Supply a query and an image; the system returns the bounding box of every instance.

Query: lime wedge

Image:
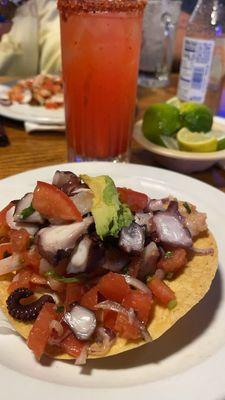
[160,135,179,150]
[213,130,225,151]
[177,128,218,152]
[166,96,181,109]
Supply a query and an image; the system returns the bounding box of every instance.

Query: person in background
[0,0,61,76]
[173,0,197,69]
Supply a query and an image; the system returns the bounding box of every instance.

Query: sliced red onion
[191,247,214,256]
[6,206,39,236]
[13,193,44,224]
[122,275,152,297]
[95,300,135,325]
[37,216,93,265]
[153,201,193,248]
[119,222,145,254]
[95,301,152,342]
[139,242,160,279]
[89,327,116,356]
[71,190,93,216]
[75,344,88,366]
[154,268,166,280]
[0,254,22,276]
[48,328,71,346]
[134,212,154,233]
[63,304,97,341]
[148,199,166,212]
[49,320,64,337]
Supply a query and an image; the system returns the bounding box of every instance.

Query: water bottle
[177,0,225,113]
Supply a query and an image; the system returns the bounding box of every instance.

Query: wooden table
[0,75,225,193]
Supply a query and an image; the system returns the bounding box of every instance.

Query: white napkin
[24,121,65,133]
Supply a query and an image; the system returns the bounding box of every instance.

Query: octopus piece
[6,205,39,236]
[134,212,154,234]
[52,170,87,196]
[37,216,94,265]
[6,287,55,321]
[119,222,145,254]
[67,235,104,274]
[153,201,193,248]
[138,241,160,279]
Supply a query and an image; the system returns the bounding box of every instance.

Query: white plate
[0,162,225,400]
[0,84,65,125]
[134,116,225,173]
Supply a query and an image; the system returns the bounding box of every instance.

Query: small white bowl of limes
[134,98,225,173]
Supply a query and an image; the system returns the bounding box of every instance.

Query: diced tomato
[122,290,153,324]
[65,282,85,309]
[80,286,99,311]
[117,188,149,213]
[45,102,61,109]
[60,333,85,358]
[10,229,30,253]
[115,313,140,340]
[32,181,82,222]
[0,242,12,260]
[97,272,130,303]
[148,277,175,306]
[103,310,117,330]
[157,249,187,273]
[8,269,32,294]
[27,302,57,360]
[0,202,13,238]
[113,290,152,340]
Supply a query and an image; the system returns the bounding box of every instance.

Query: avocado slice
[80,175,133,240]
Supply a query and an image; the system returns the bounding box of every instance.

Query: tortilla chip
[0,231,218,360]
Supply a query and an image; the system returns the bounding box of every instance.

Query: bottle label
[178,37,215,103]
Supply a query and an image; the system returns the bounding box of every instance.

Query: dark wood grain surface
[0,75,225,193]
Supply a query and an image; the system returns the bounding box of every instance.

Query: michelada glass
[58,0,146,162]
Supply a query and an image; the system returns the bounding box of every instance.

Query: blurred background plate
[0,84,65,125]
[134,116,225,173]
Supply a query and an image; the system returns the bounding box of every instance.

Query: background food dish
[134,116,225,173]
[0,162,224,400]
[0,83,65,125]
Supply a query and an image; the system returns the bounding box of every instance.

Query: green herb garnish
[56,305,65,313]
[183,202,191,214]
[44,270,83,283]
[122,266,129,275]
[165,251,173,259]
[20,204,35,220]
[3,251,11,258]
[167,299,177,310]
[166,272,174,280]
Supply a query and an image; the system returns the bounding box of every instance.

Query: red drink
[58,0,145,161]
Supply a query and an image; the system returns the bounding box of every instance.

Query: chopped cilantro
[20,204,35,220]
[183,202,191,214]
[166,272,174,280]
[56,305,65,313]
[165,251,173,259]
[44,270,83,283]
[167,299,177,310]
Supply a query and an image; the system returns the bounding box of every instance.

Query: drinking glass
[139,0,181,87]
[58,0,146,162]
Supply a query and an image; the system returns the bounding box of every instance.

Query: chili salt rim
[57,0,146,16]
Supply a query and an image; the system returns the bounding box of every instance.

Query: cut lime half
[177,128,218,153]
[166,96,181,109]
